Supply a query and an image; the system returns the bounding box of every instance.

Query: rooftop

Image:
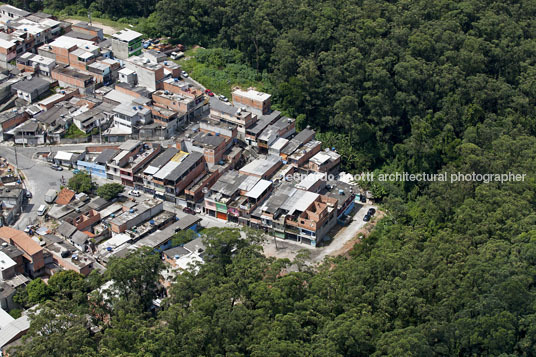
[95,149,119,165]
[310,150,341,166]
[112,28,142,42]
[239,156,281,177]
[209,97,238,116]
[12,77,49,93]
[55,187,75,205]
[192,132,225,149]
[0,250,16,272]
[0,226,42,257]
[143,147,178,175]
[233,88,271,102]
[56,221,77,238]
[53,67,93,82]
[73,21,102,33]
[0,4,30,17]
[49,35,98,51]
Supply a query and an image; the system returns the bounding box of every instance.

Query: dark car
[367,208,376,216]
[360,194,366,203]
[183,207,196,215]
[363,214,371,222]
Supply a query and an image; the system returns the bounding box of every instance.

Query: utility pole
[14,144,18,176]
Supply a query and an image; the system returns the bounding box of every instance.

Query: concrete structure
[16,52,56,76]
[109,198,164,233]
[152,151,206,201]
[72,22,104,41]
[232,88,271,115]
[124,55,164,91]
[209,97,257,141]
[0,227,44,277]
[12,77,49,103]
[111,28,142,59]
[52,67,95,94]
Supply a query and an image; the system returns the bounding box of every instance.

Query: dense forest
[7,0,536,355]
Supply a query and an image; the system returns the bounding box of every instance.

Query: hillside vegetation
[7,0,536,355]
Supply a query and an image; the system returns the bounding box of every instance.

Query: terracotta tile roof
[82,231,95,238]
[0,226,42,256]
[55,188,76,205]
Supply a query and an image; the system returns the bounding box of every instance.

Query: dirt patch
[330,211,385,257]
[64,19,119,36]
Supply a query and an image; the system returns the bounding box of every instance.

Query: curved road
[0,145,79,229]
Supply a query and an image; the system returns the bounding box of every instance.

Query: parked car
[170,51,184,60]
[181,70,189,78]
[367,208,376,216]
[363,214,371,222]
[218,95,229,102]
[183,207,196,215]
[37,204,47,216]
[205,89,214,97]
[359,194,366,203]
[73,169,80,174]
[129,190,141,197]
[51,165,63,171]
[25,190,32,198]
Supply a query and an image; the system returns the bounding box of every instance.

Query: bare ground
[64,19,119,36]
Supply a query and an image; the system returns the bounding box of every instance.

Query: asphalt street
[0,145,75,229]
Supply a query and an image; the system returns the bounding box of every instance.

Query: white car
[129,190,141,197]
[170,51,184,60]
[181,70,189,78]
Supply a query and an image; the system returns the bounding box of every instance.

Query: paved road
[0,145,74,229]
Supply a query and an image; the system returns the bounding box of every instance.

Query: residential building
[124,55,164,91]
[232,88,271,115]
[12,77,50,103]
[287,140,322,167]
[52,67,95,94]
[0,5,29,24]
[152,151,206,201]
[245,110,281,146]
[134,215,201,252]
[16,52,56,76]
[308,149,341,173]
[72,22,103,41]
[257,116,296,153]
[181,132,228,164]
[239,156,282,180]
[111,28,142,59]
[0,227,45,277]
[280,128,316,160]
[0,187,24,226]
[209,97,257,141]
[106,142,161,187]
[109,198,164,233]
[0,110,29,142]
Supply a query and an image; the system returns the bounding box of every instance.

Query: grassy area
[178,48,266,99]
[55,14,127,34]
[64,124,87,139]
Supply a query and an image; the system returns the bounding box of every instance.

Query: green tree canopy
[68,172,94,194]
[96,183,124,201]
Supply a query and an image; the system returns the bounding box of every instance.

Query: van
[37,205,47,216]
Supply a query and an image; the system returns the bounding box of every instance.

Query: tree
[12,301,96,356]
[48,270,87,304]
[26,278,51,306]
[68,172,94,194]
[171,229,197,247]
[105,247,164,311]
[96,183,124,201]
